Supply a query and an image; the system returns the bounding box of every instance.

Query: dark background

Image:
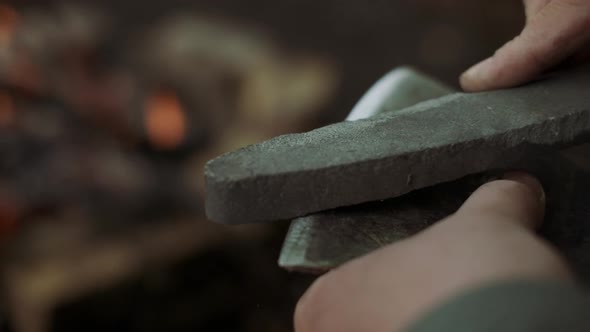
[2,1,524,332]
[15,0,524,123]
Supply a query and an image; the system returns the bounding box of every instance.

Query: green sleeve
[406,281,590,332]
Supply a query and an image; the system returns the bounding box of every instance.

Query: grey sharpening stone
[205,66,590,225]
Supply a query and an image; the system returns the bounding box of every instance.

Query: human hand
[460,0,590,91]
[294,173,573,332]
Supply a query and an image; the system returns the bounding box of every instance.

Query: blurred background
[0,1,523,331]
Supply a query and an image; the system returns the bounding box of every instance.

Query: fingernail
[460,58,493,90]
[502,171,545,206]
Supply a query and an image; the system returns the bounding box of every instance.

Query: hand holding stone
[461,0,590,91]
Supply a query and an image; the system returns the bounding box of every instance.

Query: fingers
[454,172,545,230]
[461,0,590,91]
[294,173,562,332]
[524,0,552,21]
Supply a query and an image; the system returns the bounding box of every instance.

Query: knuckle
[551,0,590,21]
[524,44,553,69]
[511,33,555,70]
[558,0,586,9]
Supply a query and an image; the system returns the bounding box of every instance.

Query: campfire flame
[144,90,187,150]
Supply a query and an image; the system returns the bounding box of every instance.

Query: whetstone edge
[205,67,590,224]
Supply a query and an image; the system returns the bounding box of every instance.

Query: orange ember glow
[0,91,15,127]
[144,90,187,150]
[0,5,19,46]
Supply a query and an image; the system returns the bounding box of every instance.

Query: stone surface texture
[205,67,590,224]
[279,148,590,277]
[278,176,475,272]
[279,67,457,271]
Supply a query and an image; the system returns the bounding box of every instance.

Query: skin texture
[294,173,573,332]
[461,0,590,91]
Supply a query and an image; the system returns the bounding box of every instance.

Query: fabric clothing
[407,281,590,332]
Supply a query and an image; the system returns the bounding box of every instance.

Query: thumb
[461,0,590,91]
[453,172,546,230]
